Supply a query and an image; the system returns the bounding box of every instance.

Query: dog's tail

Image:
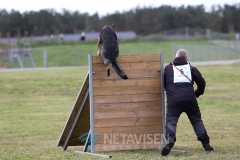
[111,59,128,79]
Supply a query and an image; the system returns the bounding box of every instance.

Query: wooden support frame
[57,53,183,157]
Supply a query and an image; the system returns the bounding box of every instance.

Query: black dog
[97,23,128,80]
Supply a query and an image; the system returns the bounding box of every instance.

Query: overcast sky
[1,0,239,16]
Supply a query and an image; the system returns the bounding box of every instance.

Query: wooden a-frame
[57,53,169,158]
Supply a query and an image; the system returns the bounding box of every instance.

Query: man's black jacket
[164,57,206,102]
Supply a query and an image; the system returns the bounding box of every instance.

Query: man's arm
[191,67,206,98]
[164,66,168,90]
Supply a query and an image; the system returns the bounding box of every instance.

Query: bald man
[162,49,214,156]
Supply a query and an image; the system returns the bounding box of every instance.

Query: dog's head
[101,23,115,30]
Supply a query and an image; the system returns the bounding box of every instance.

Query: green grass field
[4,40,237,68]
[1,64,240,160]
[1,41,181,68]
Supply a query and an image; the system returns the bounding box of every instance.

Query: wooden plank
[57,54,165,152]
[59,97,90,147]
[57,74,89,146]
[95,144,163,152]
[69,127,163,145]
[93,86,162,96]
[96,132,163,144]
[92,54,161,64]
[93,69,161,80]
[92,61,160,72]
[136,117,162,126]
[67,127,90,146]
[63,139,83,146]
[94,132,163,144]
[94,101,162,111]
[94,117,162,128]
[94,109,162,119]
[94,125,162,134]
[94,93,162,103]
[93,77,161,88]
[71,103,90,139]
[62,102,90,138]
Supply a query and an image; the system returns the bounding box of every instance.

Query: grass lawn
[2,40,239,68]
[0,64,240,160]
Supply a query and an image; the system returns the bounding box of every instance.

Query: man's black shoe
[203,144,214,151]
[161,142,174,156]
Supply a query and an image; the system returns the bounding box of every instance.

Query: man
[161,49,214,156]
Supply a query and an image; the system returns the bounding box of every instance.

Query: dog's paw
[107,68,110,77]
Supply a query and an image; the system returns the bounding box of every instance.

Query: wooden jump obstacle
[57,53,168,158]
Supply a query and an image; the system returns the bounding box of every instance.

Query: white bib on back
[173,63,192,83]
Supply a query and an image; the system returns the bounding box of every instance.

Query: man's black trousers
[165,101,210,144]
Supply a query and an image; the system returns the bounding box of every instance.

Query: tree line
[0,4,240,38]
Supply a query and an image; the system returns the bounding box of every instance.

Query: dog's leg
[107,67,110,77]
[97,37,102,56]
[107,64,110,77]
[97,40,102,56]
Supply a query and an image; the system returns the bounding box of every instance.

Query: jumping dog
[97,23,128,79]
